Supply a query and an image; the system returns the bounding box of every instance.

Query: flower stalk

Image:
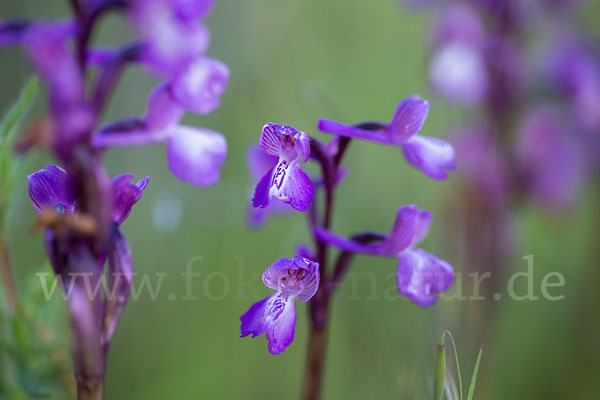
[241,99,456,398]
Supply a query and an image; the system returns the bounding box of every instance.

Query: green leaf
[0,77,38,143]
[433,334,446,400]
[466,345,483,400]
[0,77,38,230]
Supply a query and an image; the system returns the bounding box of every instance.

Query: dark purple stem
[76,0,128,69]
[303,135,356,400]
[68,0,82,18]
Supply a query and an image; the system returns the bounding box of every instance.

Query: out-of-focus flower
[240,256,319,354]
[318,96,455,180]
[315,205,453,307]
[429,4,488,107]
[544,32,600,134]
[129,0,213,76]
[516,107,585,212]
[170,57,229,114]
[252,123,314,212]
[27,164,148,363]
[246,143,293,228]
[17,21,94,161]
[92,82,228,186]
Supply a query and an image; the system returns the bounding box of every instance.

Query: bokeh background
[1,0,599,399]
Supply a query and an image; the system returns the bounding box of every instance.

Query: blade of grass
[443,331,463,400]
[0,77,38,228]
[0,77,38,144]
[434,334,446,400]
[466,345,483,400]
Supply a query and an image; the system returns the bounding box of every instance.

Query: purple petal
[104,228,134,343]
[259,123,283,156]
[387,96,430,143]
[402,136,456,180]
[296,244,316,261]
[247,200,292,229]
[430,3,486,49]
[265,293,296,355]
[166,126,227,186]
[110,174,149,225]
[131,1,210,76]
[318,119,389,144]
[269,162,315,212]
[313,227,389,257]
[383,205,420,254]
[259,123,308,162]
[413,210,432,245]
[246,143,279,182]
[23,22,83,106]
[251,167,274,209]
[296,130,311,162]
[429,41,488,107]
[170,57,229,114]
[27,165,75,215]
[262,256,320,302]
[92,128,169,148]
[516,108,585,211]
[172,0,217,20]
[240,292,298,355]
[240,294,272,338]
[145,83,184,131]
[86,47,116,66]
[396,248,454,307]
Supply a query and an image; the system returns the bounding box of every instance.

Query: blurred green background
[1,0,600,399]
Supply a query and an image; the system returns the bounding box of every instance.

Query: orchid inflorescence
[0,0,228,398]
[239,94,457,400]
[415,0,600,294]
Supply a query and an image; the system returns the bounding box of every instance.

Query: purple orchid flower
[544,30,600,134]
[170,56,229,114]
[318,97,456,180]
[28,165,149,227]
[252,123,315,212]
[92,80,228,186]
[246,143,293,228]
[516,107,585,212]
[27,164,149,374]
[428,4,489,107]
[314,205,453,307]
[240,256,319,354]
[129,0,213,76]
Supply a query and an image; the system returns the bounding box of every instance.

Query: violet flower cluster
[1,1,228,398]
[422,0,599,213]
[240,96,456,360]
[406,0,600,284]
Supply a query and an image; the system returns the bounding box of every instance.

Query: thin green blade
[434,334,446,400]
[0,77,38,143]
[466,345,484,400]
